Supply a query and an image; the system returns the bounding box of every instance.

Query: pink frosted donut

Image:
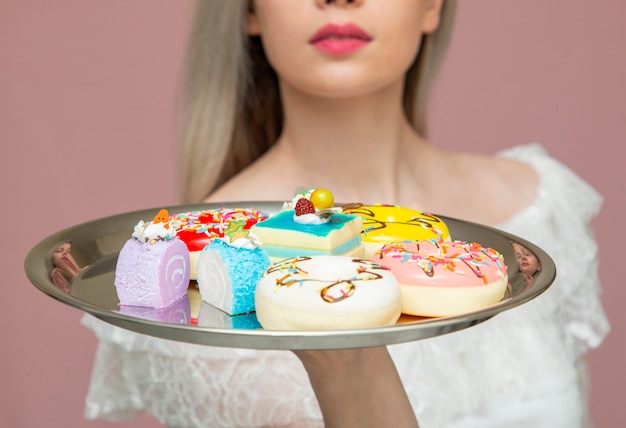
[373,240,508,317]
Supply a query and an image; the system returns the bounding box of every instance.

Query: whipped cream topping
[219,232,263,250]
[132,220,177,243]
[292,212,330,225]
[283,187,342,225]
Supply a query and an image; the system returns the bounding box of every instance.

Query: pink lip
[309,23,372,55]
[61,255,79,274]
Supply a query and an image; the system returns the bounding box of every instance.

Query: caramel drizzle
[270,257,387,303]
[347,207,445,235]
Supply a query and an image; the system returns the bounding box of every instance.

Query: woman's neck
[273,79,431,203]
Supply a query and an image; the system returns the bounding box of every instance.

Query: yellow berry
[310,188,334,210]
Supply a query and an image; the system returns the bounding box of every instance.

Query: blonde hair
[179,0,457,203]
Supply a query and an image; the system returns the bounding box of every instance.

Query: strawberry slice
[294,198,316,216]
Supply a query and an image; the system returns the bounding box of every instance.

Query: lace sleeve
[498,143,610,353]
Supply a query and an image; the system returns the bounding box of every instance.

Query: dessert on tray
[344,204,451,257]
[373,240,508,317]
[196,220,271,316]
[255,256,402,330]
[112,195,510,328]
[170,207,269,279]
[114,209,190,309]
[250,187,364,261]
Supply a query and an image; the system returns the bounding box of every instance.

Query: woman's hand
[293,347,419,428]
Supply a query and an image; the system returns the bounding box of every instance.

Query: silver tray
[24,202,555,350]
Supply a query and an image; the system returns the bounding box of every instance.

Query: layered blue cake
[250,209,364,261]
[196,239,271,315]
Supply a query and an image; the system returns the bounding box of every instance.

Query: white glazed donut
[255,256,402,330]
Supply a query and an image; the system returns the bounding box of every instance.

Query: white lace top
[82,144,609,428]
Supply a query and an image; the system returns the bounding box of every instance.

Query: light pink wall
[3,1,624,426]
[2,1,192,426]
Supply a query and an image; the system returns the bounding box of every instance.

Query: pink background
[2,1,624,426]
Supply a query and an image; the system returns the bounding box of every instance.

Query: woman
[511,240,542,277]
[83,1,609,426]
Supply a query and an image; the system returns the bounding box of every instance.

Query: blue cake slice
[196,238,271,315]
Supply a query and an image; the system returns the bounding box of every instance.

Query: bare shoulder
[442,151,539,225]
[460,151,537,196]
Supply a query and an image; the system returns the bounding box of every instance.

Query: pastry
[255,256,401,330]
[170,207,269,279]
[114,209,190,308]
[374,240,508,317]
[344,204,450,257]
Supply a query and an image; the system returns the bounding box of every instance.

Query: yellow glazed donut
[344,204,451,257]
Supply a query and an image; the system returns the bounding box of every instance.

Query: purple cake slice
[115,209,190,309]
